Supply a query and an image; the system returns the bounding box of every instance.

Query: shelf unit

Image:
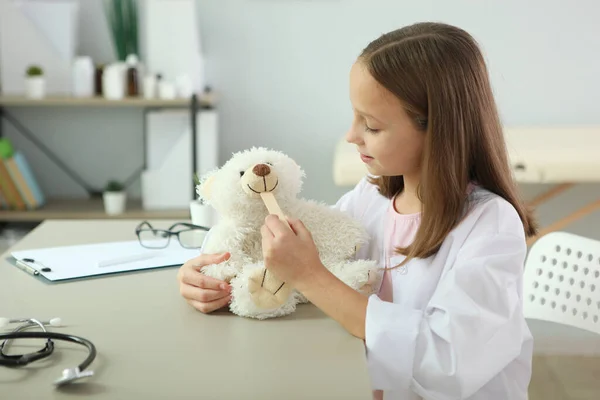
[0,95,212,108]
[0,198,189,221]
[0,94,215,222]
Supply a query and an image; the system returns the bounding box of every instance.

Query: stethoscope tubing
[0,331,96,372]
[0,320,54,366]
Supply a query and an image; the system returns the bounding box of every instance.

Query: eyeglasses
[135,221,210,249]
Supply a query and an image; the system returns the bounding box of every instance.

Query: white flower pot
[190,201,215,227]
[103,191,126,215]
[25,77,45,99]
[189,201,216,248]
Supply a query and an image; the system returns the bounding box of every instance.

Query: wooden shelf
[0,95,215,108]
[0,198,190,222]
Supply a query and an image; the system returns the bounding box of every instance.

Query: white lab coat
[334,177,533,400]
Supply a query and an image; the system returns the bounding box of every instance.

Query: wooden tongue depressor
[252,193,294,307]
[260,192,292,230]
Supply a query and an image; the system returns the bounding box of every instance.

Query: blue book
[13,151,45,207]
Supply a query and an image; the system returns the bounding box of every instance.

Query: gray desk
[0,220,373,400]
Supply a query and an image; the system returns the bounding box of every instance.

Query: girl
[178,22,537,400]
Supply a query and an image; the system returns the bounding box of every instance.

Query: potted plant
[25,65,45,99]
[103,180,126,215]
[190,173,216,225]
[188,173,215,247]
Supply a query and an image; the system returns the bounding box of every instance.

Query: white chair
[523,231,600,335]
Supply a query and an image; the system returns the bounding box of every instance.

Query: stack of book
[0,139,45,211]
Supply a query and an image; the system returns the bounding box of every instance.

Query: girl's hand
[261,215,326,289]
[262,214,368,339]
[177,253,232,313]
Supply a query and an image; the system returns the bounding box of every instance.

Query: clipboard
[10,240,201,282]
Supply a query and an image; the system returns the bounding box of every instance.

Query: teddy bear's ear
[197,171,217,202]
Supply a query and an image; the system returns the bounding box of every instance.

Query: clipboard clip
[15,258,52,276]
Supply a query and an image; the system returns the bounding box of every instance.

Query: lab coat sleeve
[365,232,528,399]
[331,176,371,215]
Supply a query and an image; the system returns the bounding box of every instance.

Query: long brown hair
[359,22,537,266]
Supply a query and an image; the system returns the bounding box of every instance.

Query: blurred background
[0,1,599,398]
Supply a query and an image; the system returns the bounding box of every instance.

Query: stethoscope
[0,317,96,386]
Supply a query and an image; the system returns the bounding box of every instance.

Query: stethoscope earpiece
[0,317,63,328]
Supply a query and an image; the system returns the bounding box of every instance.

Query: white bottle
[158,79,176,100]
[72,56,94,98]
[176,74,193,98]
[103,63,125,100]
[143,74,156,99]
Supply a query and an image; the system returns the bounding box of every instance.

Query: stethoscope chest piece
[55,367,94,386]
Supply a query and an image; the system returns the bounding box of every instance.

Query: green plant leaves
[104,0,138,61]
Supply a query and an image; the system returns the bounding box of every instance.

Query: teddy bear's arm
[295,201,370,262]
[327,259,381,296]
[198,225,250,282]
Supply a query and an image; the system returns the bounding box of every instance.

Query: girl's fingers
[180,283,230,303]
[187,294,232,314]
[182,268,228,290]
[188,252,230,270]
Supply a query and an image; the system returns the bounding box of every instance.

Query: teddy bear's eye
[239,171,245,177]
[265,162,272,166]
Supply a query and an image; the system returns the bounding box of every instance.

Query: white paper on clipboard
[10,240,201,282]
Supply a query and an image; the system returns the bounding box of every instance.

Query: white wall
[2,0,599,239]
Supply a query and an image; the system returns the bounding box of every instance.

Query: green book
[0,137,14,160]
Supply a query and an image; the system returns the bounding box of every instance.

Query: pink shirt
[379,196,421,303]
[374,198,421,400]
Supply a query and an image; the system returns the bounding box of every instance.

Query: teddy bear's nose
[252,163,271,177]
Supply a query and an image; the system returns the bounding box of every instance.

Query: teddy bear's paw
[328,260,381,294]
[295,292,309,304]
[358,268,381,295]
[200,261,238,283]
[228,266,298,319]
[248,267,292,309]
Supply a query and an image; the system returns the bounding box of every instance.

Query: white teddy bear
[197,147,380,320]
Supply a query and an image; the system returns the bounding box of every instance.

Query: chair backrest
[523,231,600,335]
